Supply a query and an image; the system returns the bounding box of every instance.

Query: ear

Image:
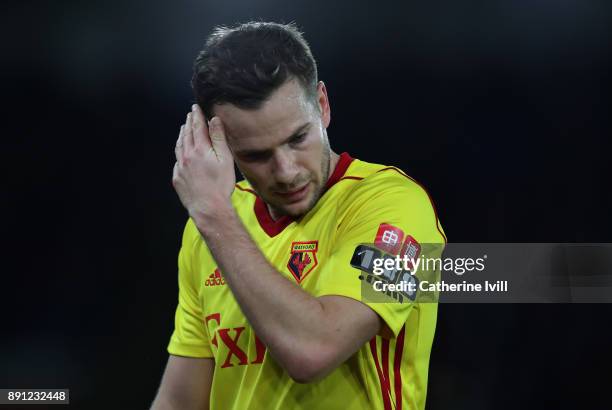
[316,81,331,129]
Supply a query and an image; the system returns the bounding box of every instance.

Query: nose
[272,148,299,187]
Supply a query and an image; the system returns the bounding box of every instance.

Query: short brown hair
[191,21,319,119]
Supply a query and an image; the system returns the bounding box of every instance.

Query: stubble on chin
[287,147,331,218]
[250,147,333,219]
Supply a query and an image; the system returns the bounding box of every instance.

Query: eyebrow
[234,122,311,156]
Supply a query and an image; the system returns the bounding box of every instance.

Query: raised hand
[172,104,236,219]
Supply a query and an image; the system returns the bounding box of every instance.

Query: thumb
[208,117,231,160]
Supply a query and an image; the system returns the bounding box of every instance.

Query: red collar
[254,152,354,237]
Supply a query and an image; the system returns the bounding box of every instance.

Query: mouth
[275,183,310,203]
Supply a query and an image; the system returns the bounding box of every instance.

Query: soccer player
[150,22,446,410]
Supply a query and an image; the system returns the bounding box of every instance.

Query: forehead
[213,79,315,151]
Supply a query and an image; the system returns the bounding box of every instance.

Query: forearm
[150,356,212,410]
[192,203,340,375]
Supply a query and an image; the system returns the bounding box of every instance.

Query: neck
[328,150,340,178]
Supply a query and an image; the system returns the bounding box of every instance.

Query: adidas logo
[205,268,226,287]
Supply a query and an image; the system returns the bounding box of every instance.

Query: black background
[2,1,611,409]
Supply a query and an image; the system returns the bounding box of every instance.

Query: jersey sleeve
[312,172,446,338]
[167,220,214,358]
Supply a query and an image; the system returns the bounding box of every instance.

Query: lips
[275,183,310,202]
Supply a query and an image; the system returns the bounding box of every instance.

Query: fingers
[171,161,180,188]
[175,125,185,162]
[191,104,212,151]
[175,104,230,164]
[183,111,195,150]
[175,104,206,163]
[208,116,231,160]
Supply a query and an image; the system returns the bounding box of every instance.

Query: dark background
[2,0,611,409]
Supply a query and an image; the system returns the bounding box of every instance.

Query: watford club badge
[287,241,319,283]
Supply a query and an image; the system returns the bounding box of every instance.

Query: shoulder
[334,157,447,243]
[339,158,434,211]
[234,179,257,197]
[181,218,203,254]
[232,179,258,209]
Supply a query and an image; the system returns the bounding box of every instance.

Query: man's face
[213,79,332,219]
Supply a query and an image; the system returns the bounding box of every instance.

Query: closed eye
[241,151,272,162]
[288,133,307,146]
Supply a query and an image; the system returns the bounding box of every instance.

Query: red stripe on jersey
[234,184,257,195]
[381,338,391,404]
[376,166,407,176]
[369,338,392,410]
[338,175,364,182]
[376,167,448,243]
[394,325,407,410]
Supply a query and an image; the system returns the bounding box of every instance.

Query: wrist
[190,199,237,236]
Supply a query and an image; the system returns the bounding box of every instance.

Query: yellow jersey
[168,152,447,410]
